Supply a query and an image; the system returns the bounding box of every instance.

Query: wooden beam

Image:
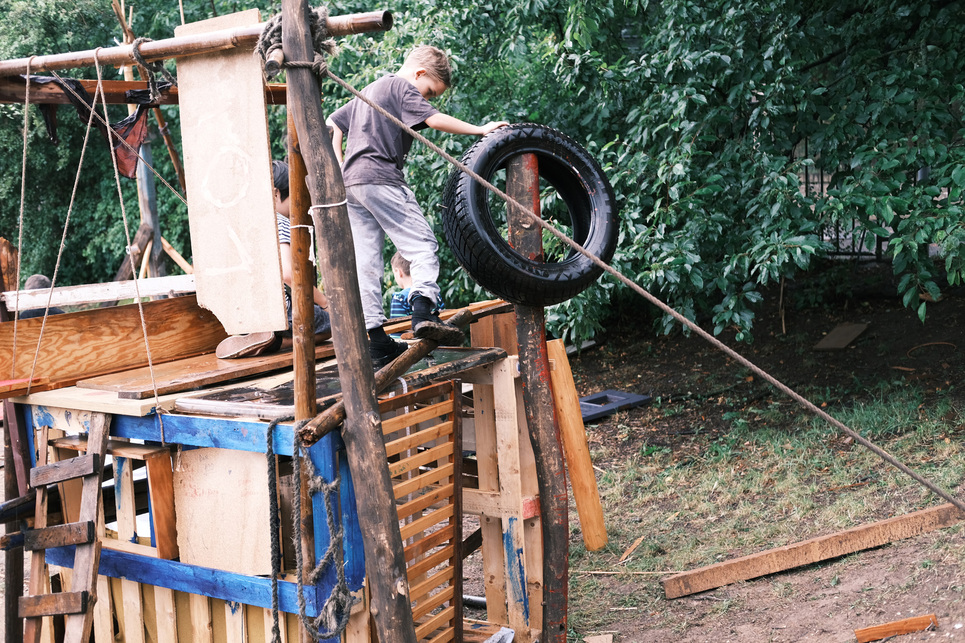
[662,503,965,599]
[0,295,227,389]
[0,11,392,76]
[854,614,938,643]
[2,274,195,311]
[0,76,288,106]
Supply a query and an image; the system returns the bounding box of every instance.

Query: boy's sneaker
[370,336,408,369]
[216,331,279,359]
[411,313,465,346]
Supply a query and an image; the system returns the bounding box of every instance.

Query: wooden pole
[286,114,318,643]
[0,11,392,76]
[507,154,569,642]
[3,410,24,643]
[280,2,416,641]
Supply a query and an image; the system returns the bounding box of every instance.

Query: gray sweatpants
[345,183,442,330]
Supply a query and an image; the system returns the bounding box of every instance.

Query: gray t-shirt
[329,74,439,188]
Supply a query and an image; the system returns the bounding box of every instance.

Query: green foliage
[1,0,964,345]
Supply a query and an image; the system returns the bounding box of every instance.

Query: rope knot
[255,7,337,81]
[130,37,178,104]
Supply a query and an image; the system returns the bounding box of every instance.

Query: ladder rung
[24,521,96,551]
[30,453,101,488]
[19,590,89,618]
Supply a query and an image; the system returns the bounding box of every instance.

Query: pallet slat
[30,454,100,487]
[25,521,96,551]
[19,591,89,618]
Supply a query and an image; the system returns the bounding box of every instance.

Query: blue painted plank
[46,545,321,616]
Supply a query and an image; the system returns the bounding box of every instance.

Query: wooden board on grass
[662,503,964,598]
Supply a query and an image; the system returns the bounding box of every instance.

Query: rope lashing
[255,8,337,81]
[266,419,351,643]
[130,37,178,104]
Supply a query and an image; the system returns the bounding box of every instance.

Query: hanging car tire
[441,123,619,307]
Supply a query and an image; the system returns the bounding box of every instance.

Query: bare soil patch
[566,264,965,641]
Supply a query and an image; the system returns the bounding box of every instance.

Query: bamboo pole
[0,10,392,76]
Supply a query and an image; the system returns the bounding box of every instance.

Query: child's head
[399,45,451,100]
[391,251,412,287]
[272,159,290,215]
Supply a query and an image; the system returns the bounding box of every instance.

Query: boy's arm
[328,121,344,164]
[280,243,330,309]
[424,113,509,136]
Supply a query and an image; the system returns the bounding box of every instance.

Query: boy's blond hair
[404,45,452,88]
[391,251,411,276]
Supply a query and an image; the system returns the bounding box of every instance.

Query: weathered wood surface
[546,338,607,551]
[176,9,288,336]
[0,295,227,390]
[24,521,95,551]
[814,322,869,351]
[662,503,965,598]
[76,342,336,399]
[2,274,195,311]
[854,614,938,643]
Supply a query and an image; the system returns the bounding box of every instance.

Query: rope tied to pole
[266,418,351,643]
[255,8,336,81]
[130,37,178,104]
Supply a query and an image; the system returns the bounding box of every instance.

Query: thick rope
[266,419,351,642]
[255,8,337,81]
[266,418,287,643]
[94,55,167,443]
[320,67,965,514]
[130,37,178,104]
[292,423,352,640]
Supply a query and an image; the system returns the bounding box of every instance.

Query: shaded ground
[565,263,965,641]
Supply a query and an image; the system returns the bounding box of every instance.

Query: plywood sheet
[173,447,271,575]
[175,10,287,335]
[0,295,227,387]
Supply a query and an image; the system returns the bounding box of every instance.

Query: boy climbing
[327,45,508,368]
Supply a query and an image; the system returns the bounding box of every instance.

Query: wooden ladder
[19,412,111,643]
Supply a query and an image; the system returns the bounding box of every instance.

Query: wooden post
[286,113,318,643]
[507,154,569,641]
[280,2,417,642]
[4,410,24,643]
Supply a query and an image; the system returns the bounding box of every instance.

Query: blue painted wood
[339,447,366,590]
[22,405,37,468]
[46,545,322,616]
[503,516,530,623]
[113,414,300,456]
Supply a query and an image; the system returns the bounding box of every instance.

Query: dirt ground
[564,262,965,642]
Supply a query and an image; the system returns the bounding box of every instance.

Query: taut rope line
[12,56,34,379]
[24,52,105,396]
[95,54,166,442]
[316,68,965,514]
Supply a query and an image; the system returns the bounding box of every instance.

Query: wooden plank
[145,450,179,560]
[0,296,228,388]
[189,594,214,643]
[400,504,454,542]
[469,316,509,625]
[389,442,453,477]
[403,525,455,563]
[414,604,455,641]
[662,503,965,598]
[462,488,539,520]
[50,436,171,460]
[385,422,453,458]
[396,484,454,522]
[175,10,288,336]
[93,575,113,642]
[24,425,51,643]
[19,592,89,618]
[30,454,99,487]
[814,322,868,351]
[15,388,182,417]
[76,342,336,399]
[24,521,95,551]
[225,601,247,642]
[411,583,452,622]
[382,400,453,434]
[173,448,271,575]
[546,339,607,551]
[154,587,179,643]
[855,614,938,643]
[114,457,146,643]
[2,275,196,311]
[63,412,111,643]
[406,544,456,583]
